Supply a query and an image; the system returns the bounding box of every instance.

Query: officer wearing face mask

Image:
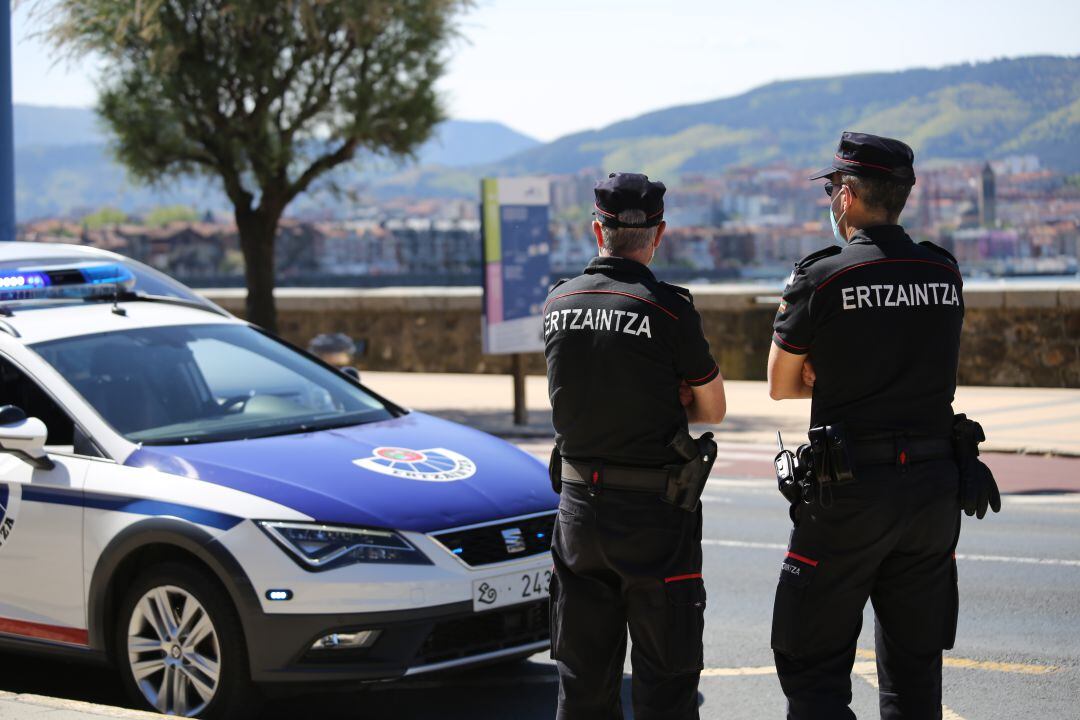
[766,132,1000,720]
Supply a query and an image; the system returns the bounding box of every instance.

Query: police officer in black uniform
[545,173,728,720]
[767,132,1001,720]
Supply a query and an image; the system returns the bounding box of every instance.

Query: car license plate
[472,567,551,612]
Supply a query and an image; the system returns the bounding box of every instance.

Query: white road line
[703,539,787,551]
[956,552,1080,568]
[705,478,773,487]
[701,538,1080,568]
[1006,494,1080,505]
[713,452,776,462]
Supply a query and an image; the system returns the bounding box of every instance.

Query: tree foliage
[34,0,469,329]
[144,204,200,227]
[81,205,127,228]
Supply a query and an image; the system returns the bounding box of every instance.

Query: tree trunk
[236,208,281,333]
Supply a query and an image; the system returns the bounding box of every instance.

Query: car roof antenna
[111,281,127,316]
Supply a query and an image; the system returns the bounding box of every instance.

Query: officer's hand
[961,458,1002,519]
[801,360,816,388]
[678,380,694,407]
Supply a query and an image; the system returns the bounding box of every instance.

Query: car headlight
[257,521,431,570]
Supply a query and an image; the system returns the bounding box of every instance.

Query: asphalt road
[1,447,1077,719]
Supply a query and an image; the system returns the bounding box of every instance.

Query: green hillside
[497,56,1080,175]
[13,56,1080,218]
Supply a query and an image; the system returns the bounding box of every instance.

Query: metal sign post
[480,177,551,426]
[0,2,14,241]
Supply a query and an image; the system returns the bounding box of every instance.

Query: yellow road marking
[699,665,778,677]
[851,659,967,720]
[701,661,878,678]
[701,648,1058,719]
[855,648,1059,675]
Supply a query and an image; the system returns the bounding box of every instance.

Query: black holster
[808,423,855,487]
[549,446,562,495]
[662,428,717,512]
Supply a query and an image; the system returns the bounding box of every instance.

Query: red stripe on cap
[786,551,819,567]
[835,154,894,173]
[664,572,703,583]
[593,203,617,218]
[0,617,89,646]
[544,290,679,320]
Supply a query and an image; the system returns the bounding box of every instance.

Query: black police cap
[809,131,916,186]
[593,172,666,228]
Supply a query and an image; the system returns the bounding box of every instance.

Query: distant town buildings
[17,154,1080,284]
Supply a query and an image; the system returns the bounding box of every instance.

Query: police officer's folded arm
[677,304,726,423]
[687,373,726,424]
[768,264,814,400]
[767,344,812,400]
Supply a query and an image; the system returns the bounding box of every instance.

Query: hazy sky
[12,0,1080,142]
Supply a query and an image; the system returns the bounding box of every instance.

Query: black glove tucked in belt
[952,414,1001,519]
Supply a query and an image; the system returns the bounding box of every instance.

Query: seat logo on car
[0,483,20,551]
[353,447,477,482]
[501,527,526,554]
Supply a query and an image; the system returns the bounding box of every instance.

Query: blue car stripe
[20,487,241,531]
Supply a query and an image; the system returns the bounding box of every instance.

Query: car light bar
[0,262,135,302]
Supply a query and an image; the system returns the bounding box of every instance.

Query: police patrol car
[0,242,556,718]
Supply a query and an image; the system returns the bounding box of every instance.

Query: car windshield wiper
[136,411,390,446]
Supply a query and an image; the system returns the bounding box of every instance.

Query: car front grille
[415,599,550,666]
[430,512,556,566]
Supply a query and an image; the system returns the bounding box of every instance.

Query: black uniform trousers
[771,459,961,720]
[551,482,705,720]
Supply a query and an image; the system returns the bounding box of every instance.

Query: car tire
[115,561,261,719]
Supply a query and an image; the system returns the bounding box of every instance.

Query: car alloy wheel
[126,584,221,717]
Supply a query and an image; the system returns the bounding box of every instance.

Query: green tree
[37,0,468,331]
[144,204,200,227]
[81,206,127,229]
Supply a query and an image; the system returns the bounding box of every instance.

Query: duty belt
[851,435,954,467]
[561,459,669,493]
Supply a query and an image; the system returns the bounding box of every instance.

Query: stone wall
[201,285,1080,388]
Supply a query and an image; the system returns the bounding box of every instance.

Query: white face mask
[829,187,849,245]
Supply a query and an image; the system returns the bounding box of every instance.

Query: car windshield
[31,324,395,445]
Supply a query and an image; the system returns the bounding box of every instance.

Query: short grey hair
[840,174,912,221]
[599,210,658,255]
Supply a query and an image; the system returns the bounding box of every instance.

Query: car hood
[124,412,555,533]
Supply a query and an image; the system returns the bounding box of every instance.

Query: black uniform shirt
[545,256,719,468]
[773,225,964,437]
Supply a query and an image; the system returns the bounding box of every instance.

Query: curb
[0,690,157,718]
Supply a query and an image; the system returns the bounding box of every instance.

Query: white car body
[0,242,555,693]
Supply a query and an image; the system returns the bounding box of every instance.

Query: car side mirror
[340,366,361,382]
[0,405,54,470]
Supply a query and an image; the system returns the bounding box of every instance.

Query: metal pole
[511,353,527,426]
[0,2,14,241]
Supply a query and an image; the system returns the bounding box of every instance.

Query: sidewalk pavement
[361,372,1080,457]
[0,691,156,719]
